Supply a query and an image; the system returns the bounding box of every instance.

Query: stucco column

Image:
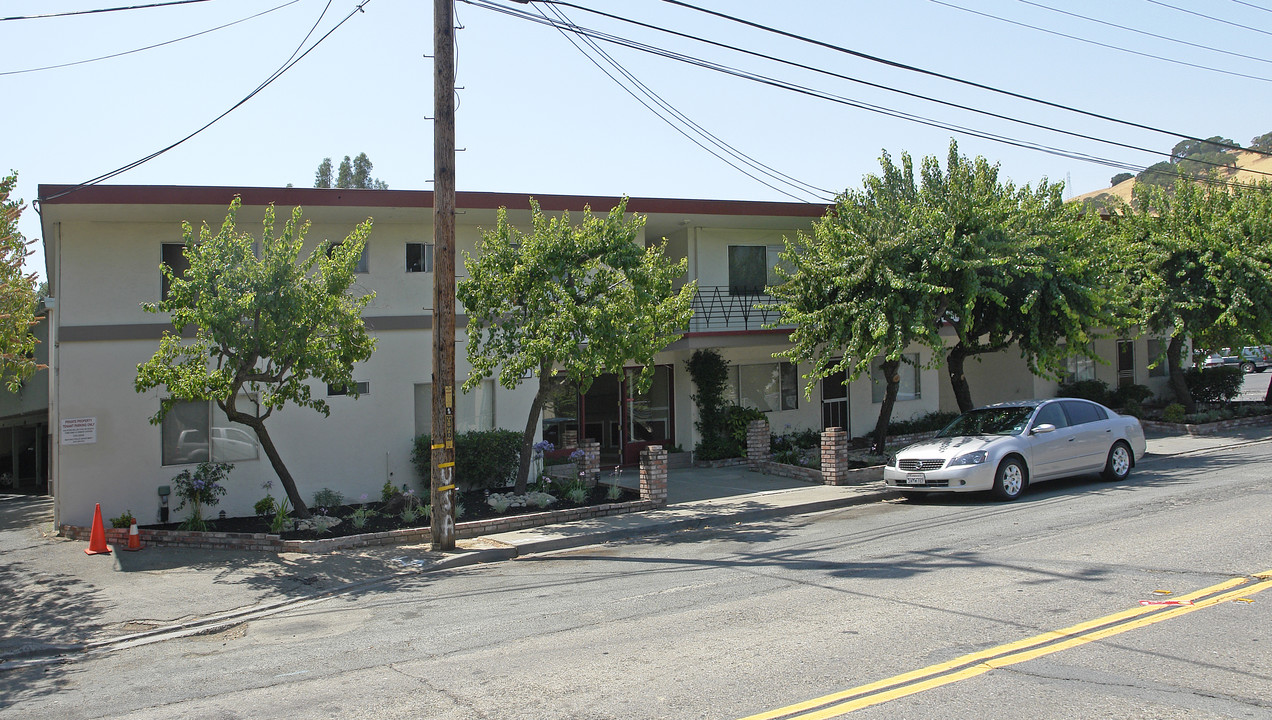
[746,418,770,468]
[820,427,848,486]
[639,445,668,505]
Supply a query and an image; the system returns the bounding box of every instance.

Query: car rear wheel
[1240,361,1255,373]
[1102,441,1132,481]
[992,457,1026,501]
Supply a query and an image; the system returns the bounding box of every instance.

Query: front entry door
[1117,340,1135,387]
[821,365,849,434]
[621,365,674,466]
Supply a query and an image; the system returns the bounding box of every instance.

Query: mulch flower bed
[141,485,639,541]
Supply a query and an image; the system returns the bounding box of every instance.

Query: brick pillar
[821,427,848,485]
[561,429,578,451]
[639,445,668,505]
[746,418,770,469]
[581,439,601,485]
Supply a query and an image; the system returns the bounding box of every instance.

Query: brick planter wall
[640,445,668,505]
[60,496,661,555]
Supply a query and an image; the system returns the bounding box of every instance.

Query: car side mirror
[1031,423,1056,434]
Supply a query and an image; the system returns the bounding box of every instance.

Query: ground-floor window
[870,354,920,403]
[728,361,798,412]
[413,380,495,438]
[1064,343,1097,383]
[161,399,261,465]
[1146,337,1167,378]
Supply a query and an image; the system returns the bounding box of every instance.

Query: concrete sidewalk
[1,427,1266,667]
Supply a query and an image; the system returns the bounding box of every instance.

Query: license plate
[905,473,925,485]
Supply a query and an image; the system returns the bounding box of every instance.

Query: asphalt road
[5,442,1271,719]
[1238,370,1272,402]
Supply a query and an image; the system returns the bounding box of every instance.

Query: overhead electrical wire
[1,0,212,22]
[652,0,1271,160]
[1228,0,1272,16]
[1,0,301,77]
[929,0,1272,84]
[535,3,833,202]
[1145,0,1272,38]
[535,0,1258,180]
[464,0,1157,178]
[41,0,371,202]
[1016,0,1272,66]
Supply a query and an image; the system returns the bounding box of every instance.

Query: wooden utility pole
[431,0,457,551]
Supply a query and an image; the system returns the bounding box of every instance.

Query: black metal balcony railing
[689,286,784,333]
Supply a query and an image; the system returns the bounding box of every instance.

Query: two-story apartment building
[38,184,949,528]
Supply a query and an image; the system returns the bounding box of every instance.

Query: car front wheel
[992,457,1026,501]
[1240,361,1255,373]
[1102,441,1132,481]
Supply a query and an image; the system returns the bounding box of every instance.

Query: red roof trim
[36,184,827,218]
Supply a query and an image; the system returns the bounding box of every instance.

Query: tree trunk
[947,344,975,414]
[218,403,311,519]
[1167,335,1196,415]
[871,359,901,454]
[514,361,552,495]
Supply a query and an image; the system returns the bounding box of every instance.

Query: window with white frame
[161,399,261,465]
[726,362,798,412]
[414,380,495,437]
[727,245,784,295]
[1064,343,1097,383]
[327,381,370,396]
[406,242,434,273]
[871,354,921,403]
[1146,338,1167,378]
[161,243,190,300]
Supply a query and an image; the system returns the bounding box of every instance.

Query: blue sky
[5,0,1272,279]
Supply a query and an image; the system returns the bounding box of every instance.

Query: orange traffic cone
[123,517,141,552]
[84,503,112,555]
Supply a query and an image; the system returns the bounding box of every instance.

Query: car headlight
[885,453,897,467]
[949,450,988,466]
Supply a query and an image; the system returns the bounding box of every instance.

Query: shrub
[687,349,733,460]
[311,488,344,512]
[1109,383,1154,409]
[1056,379,1112,405]
[887,411,960,436]
[109,510,136,529]
[1184,366,1242,404]
[254,496,276,517]
[1162,403,1186,423]
[412,429,522,491]
[1120,398,1144,419]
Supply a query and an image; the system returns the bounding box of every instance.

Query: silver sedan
[883,399,1147,500]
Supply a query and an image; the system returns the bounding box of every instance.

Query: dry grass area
[1071,150,1272,205]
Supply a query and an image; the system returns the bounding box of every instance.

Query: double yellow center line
[740,570,1272,720]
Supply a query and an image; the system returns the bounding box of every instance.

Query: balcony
[688,286,786,333]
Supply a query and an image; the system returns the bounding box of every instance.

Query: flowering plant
[171,462,232,531]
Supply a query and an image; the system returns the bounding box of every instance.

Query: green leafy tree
[457,198,694,494]
[135,198,376,518]
[314,153,388,190]
[1251,131,1272,153]
[0,173,40,392]
[1111,176,1272,412]
[770,150,947,452]
[1110,172,1134,186]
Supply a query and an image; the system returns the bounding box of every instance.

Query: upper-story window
[329,242,369,273]
[161,243,190,300]
[728,245,783,295]
[406,243,434,273]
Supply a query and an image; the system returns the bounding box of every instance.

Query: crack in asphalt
[999,664,1272,709]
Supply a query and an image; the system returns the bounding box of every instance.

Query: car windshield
[936,407,1035,437]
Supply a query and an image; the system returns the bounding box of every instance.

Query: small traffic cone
[84,503,112,555]
[123,518,141,552]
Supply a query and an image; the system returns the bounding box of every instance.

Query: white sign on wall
[61,417,97,446]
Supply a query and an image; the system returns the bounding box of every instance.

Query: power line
[930,0,1272,84]
[469,0,1272,190]
[652,0,1271,160]
[1016,0,1272,67]
[1146,0,1272,38]
[540,0,1247,178]
[1,1,301,76]
[1228,0,1272,16]
[535,3,832,202]
[1,0,212,22]
[41,0,371,202]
